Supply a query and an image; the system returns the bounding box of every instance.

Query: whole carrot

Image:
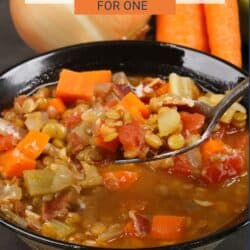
[204,0,242,67]
[156,5,208,52]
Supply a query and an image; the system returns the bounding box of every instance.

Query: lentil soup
[0,70,248,248]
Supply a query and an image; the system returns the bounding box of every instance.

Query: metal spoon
[115,77,249,164]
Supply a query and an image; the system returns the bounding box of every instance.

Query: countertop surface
[0,1,248,249]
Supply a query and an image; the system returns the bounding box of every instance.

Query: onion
[1,209,28,228]
[43,143,67,160]
[10,0,151,52]
[25,210,41,230]
[193,199,214,207]
[112,72,130,85]
[24,112,48,131]
[0,118,25,139]
[94,83,112,98]
[97,224,122,242]
[80,162,103,189]
[112,84,131,99]
[23,164,73,196]
[185,135,202,168]
[41,219,75,239]
[71,123,91,144]
[0,183,22,201]
[169,73,200,99]
[50,164,74,192]
[185,148,202,169]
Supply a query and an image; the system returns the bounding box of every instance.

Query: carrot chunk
[150,215,187,241]
[56,69,112,101]
[201,139,225,160]
[119,92,149,122]
[48,98,66,114]
[102,171,139,191]
[156,83,170,96]
[0,149,36,177]
[0,134,16,152]
[16,131,50,159]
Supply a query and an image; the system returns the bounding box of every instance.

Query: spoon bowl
[115,77,249,164]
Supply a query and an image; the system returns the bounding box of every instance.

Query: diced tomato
[104,99,119,108]
[124,221,136,236]
[167,154,192,178]
[63,112,82,128]
[103,171,139,191]
[180,112,205,134]
[211,124,226,139]
[156,83,170,96]
[67,132,85,154]
[15,95,27,106]
[13,200,26,217]
[201,153,245,184]
[41,192,69,221]
[231,132,248,152]
[95,135,119,153]
[0,134,16,152]
[118,122,145,158]
[211,124,245,140]
[112,84,131,99]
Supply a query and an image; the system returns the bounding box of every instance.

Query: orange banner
[75,0,175,15]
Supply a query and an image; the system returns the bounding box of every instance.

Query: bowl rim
[0,40,248,77]
[0,40,248,250]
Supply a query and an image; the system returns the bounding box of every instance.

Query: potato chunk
[158,107,181,137]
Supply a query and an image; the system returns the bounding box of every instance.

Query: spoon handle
[203,77,249,139]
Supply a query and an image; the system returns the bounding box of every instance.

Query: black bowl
[0,41,248,250]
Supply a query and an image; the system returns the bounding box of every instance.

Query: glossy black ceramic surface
[0,41,248,250]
